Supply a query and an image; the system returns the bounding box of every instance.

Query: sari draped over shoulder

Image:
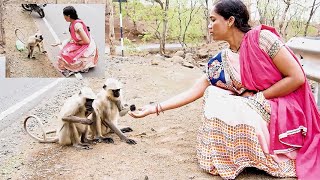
[240,25,320,180]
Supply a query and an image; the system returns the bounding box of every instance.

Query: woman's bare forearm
[156,75,210,113]
[262,76,305,99]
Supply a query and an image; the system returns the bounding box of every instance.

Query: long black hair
[214,0,251,33]
[63,6,79,20]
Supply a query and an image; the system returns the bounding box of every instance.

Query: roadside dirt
[0,55,296,180]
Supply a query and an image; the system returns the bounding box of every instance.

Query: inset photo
[3,3,105,78]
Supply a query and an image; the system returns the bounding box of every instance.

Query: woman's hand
[241,91,255,97]
[51,41,62,47]
[128,104,156,118]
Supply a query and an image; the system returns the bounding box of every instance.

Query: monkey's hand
[128,104,155,118]
[123,138,137,145]
[42,51,47,54]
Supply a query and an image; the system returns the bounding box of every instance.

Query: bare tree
[278,0,292,36]
[107,0,116,55]
[201,0,211,43]
[154,0,169,55]
[283,6,300,40]
[177,0,201,49]
[304,0,320,36]
[0,0,5,46]
[257,0,271,24]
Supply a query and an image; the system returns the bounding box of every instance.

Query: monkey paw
[102,137,114,144]
[125,138,137,145]
[121,127,133,133]
[42,51,47,54]
[74,144,92,150]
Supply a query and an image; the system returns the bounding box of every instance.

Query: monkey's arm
[101,118,136,144]
[62,116,93,125]
[101,119,135,144]
[116,100,132,117]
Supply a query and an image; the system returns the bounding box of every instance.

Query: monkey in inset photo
[24,87,97,149]
[27,32,47,59]
[89,78,137,145]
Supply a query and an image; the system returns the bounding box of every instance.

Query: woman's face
[64,15,71,22]
[208,8,230,41]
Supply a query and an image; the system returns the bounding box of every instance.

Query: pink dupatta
[59,19,90,64]
[240,25,320,180]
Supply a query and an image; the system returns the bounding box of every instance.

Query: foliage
[121,0,206,45]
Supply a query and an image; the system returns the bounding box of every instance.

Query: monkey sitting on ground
[27,32,47,59]
[89,78,136,144]
[24,87,96,149]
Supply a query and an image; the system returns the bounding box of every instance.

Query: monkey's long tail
[23,115,58,143]
[15,29,27,44]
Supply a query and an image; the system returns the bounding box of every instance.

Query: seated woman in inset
[53,6,98,77]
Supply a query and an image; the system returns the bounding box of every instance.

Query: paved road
[106,43,183,55]
[0,78,59,131]
[33,4,106,78]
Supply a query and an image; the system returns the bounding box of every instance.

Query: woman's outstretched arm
[129,74,210,118]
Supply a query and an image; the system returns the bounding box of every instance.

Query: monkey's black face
[112,89,121,98]
[85,98,94,116]
[35,34,43,42]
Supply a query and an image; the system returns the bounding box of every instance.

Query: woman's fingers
[128,110,145,118]
[51,41,62,47]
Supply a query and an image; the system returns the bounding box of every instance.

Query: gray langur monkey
[24,87,96,149]
[27,32,47,59]
[89,78,136,144]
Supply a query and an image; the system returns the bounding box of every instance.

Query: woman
[129,0,320,179]
[54,6,98,77]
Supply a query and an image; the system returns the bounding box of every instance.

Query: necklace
[230,37,243,53]
[230,46,241,53]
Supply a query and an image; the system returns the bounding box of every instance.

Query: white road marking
[43,17,62,50]
[0,78,64,121]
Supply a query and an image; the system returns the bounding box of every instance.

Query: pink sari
[59,19,90,64]
[240,25,320,180]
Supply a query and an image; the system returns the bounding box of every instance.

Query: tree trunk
[304,0,320,36]
[155,0,169,55]
[279,0,291,36]
[107,0,116,56]
[205,0,211,43]
[0,0,5,46]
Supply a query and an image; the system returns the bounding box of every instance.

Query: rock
[182,62,194,68]
[199,62,207,66]
[169,56,184,64]
[185,53,193,59]
[174,50,184,57]
[151,59,159,65]
[197,49,208,58]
